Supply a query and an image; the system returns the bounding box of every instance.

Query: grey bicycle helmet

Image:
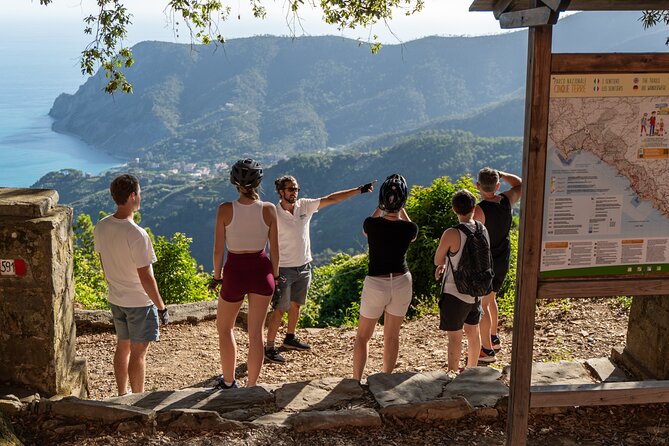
[378,174,408,212]
[230,159,263,188]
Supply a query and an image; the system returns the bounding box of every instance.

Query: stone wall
[0,188,87,397]
[621,295,669,379]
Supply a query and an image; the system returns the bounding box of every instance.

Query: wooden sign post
[468,1,669,445]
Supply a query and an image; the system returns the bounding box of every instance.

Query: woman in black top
[352,175,418,381]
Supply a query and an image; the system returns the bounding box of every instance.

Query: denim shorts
[271,263,312,312]
[110,303,160,342]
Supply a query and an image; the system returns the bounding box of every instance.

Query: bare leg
[265,308,285,345]
[446,330,463,372]
[114,339,131,395]
[246,293,272,386]
[128,341,150,393]
[489,292,499,338]
[382,312,404,374]
[479,292,495,350]
[463,323,481,368]
[216,298,244,383]
[286,301,301,335]
[352,315,378,380]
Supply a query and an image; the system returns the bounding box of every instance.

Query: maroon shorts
[220,250,274,302]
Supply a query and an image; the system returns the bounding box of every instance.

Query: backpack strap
[454,222,474,236]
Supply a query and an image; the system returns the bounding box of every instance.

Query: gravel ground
[14,297,669,445]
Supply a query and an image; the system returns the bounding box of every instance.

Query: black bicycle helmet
[378,174,408,212]
[230,159,263,188]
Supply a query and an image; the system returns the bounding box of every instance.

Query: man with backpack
[474,168,522,362]
[434,189,494,372]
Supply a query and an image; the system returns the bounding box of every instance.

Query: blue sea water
[0,35,119,188]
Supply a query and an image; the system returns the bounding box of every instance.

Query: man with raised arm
[264,176,376,363]
[94,174,168,395]
[473,168,522,363]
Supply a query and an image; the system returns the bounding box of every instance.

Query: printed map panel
[541,74,669,277]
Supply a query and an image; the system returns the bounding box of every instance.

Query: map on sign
[541,73,669,277]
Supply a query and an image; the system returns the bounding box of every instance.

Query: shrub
[150,231,212,305]
[302,253,368,327]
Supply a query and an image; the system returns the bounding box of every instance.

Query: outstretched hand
[359,180,377,193]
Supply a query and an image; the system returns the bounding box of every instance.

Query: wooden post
[505,18,553,446]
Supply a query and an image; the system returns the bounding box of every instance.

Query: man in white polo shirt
[94,174,168,395]
[264,175,376,363]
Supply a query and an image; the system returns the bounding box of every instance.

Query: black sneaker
[264,347,286,363]
[282,336,311,351]
[214,375,238,390]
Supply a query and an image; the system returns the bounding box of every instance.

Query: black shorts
[491,256,510,293]
[438,293,483,331]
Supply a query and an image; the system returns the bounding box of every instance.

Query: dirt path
[76,298,629,400]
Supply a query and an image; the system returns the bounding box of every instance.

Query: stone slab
[380,396,473,421]
[51,397,154,424]
[530,361,595,385]
[441,367,508,407]
[289,408,382,432]
[252,411,294,427]
[275,377,363,412]
[367,371,452,408]
[0,188,58,217]
[0,399,23,416]
[107,386,274,414]
[585,357,629,383]
[157,408,247,431]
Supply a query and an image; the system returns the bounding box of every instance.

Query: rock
[530,361,594,385]
[117,421,143,434]
[585,357,629,382]
[74,310,114,329]
[381,396,473,421]
[275,377,364,412]
[219,407,265,422]
[289,408,382,432]
[0,395,19,403]
[41,419,61,430]
[161,409,247,431]
[0,399,23,416]
[51,397,154,424]
[367,371,452,408]
[441,367,508,407]
[0,411,21,445]
[53,424,87,435]
[108,387,274,414]
[475,407,499,418]
[252,412,294,427]
[19,394,39,404]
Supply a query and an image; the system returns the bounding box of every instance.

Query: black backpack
[447,222,494,298]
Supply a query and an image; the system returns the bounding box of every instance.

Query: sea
[0,34,120,188]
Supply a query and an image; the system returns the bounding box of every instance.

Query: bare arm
[137,265,165,310]
[499,171,522,205]
[212,203,229,280]
[264,204,280,278]
[433,229,458,281]
[318,180,377,210]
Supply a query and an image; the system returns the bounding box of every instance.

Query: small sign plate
[0,259,26,276]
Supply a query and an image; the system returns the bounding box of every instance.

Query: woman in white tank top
[209,159,279,389]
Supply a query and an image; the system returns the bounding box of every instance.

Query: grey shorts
[110,303,159,342]
[271,263,312,312]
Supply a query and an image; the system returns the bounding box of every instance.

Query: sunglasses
[284,187,300,193]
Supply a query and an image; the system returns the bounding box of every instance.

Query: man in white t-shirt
[264,175,376,363]
[94,174,168,396]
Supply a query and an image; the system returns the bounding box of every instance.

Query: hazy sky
[8,0,506,45]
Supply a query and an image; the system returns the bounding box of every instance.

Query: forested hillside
[48,12,667,167]
[35,130,522,265]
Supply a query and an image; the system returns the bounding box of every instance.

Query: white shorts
[359,272,412,319]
